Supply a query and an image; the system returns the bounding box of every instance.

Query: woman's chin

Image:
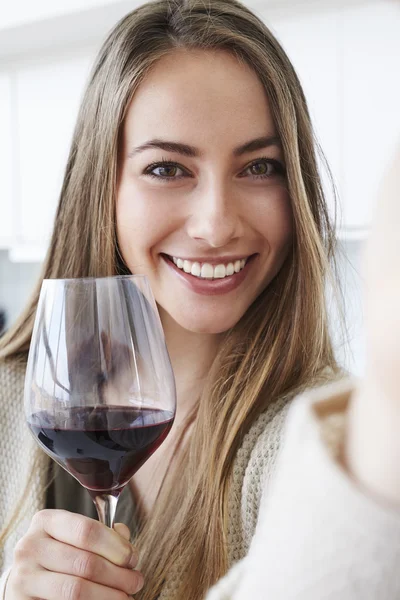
[157,298,248,335]
[170,311,242,335]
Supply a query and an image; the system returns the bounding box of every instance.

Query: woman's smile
[160,253,258,296]
[117,49,293,334]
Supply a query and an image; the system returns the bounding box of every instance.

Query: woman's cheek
[252,189,292,242]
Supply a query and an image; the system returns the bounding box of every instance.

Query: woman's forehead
[122,49,276,152]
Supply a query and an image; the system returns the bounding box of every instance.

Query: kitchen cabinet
[270,0,400,235]
[9,51,93,261]
[340,0,400,230]
[0,73,14,249]
[269,9,342,229]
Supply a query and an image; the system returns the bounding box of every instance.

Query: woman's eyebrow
[128,135,281,159]
[129,140,199,158]
[234,135,281,156]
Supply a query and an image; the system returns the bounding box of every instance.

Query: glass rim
[42,274,148,284]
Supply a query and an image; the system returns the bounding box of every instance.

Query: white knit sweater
[2,358,400,599]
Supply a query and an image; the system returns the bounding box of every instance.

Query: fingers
[31,536,143,595]
[114,522,131,542]
[16,569,133,600]
[10,514,144,600]
[28,510,138,569]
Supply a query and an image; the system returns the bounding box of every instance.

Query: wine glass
[24,275,176,527]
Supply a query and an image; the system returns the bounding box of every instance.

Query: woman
[1,0,399,598]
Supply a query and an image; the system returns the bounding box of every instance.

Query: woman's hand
[345,142,400,506]
[5,510,144,600]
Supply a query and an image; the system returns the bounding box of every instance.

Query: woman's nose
[186,183,243,248]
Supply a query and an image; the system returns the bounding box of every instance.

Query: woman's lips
[162,254,257,296]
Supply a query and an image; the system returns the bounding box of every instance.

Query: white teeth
[170,255,249,280]
[226,263,234,276]
[191,262,201,277]
[201,263,214,279]
[214,264,226,279]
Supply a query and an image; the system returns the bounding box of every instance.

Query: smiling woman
[0,1,341,598]
[117,50,293,333]
[3,1,399,600]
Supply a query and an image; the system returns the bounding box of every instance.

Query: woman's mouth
[161,253,257,296]
[166,255,249,280]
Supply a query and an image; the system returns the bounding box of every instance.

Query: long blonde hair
[0,0,342,597]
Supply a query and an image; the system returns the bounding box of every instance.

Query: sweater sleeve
[206,378,400,600]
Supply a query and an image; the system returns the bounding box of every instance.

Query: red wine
[28,406,174,494]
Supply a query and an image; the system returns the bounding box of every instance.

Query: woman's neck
[129,309,222,518]
[159,308,222,424]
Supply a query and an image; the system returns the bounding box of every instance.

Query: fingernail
[128,546,139,569]
[133,570,144,593]
[114,522,131,541]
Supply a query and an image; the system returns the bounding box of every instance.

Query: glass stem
[92,494,119,528]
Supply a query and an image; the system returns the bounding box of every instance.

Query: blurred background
[0,0,399,376]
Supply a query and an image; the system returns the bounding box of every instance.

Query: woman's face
[117,50,293,334]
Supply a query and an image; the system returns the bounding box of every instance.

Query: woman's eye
[154,165,179,177]
[250,162,270,176]
[242,159,285,179]
[144,162,187,180]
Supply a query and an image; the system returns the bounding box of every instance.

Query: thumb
[114,522,131,542]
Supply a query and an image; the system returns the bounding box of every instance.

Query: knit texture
[0,357,293,598]
[0,359,49,574]
[157,395,292,600]
[207,379,400,600]
[5,360,400,600]
[227,395,292,561]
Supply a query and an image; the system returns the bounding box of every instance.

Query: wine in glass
[24,275,176,527]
